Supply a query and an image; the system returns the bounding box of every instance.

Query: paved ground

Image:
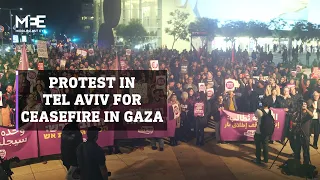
[10,128,320,180]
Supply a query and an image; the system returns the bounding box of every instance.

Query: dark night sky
[0,0,81,34]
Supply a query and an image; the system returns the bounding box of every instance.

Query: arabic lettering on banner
[37,122,114,156]
[0,123,38,160]
[219,108,285,141]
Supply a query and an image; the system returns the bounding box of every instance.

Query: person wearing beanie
[77,126,109,180]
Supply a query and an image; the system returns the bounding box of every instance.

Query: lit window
[82,16,88,20]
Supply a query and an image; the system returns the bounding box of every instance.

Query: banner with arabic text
[0,123,38,160]
[220,108,286,141]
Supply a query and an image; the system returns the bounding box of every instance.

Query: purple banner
[0,123,38,160]
[37,122,114,156]
[114,119,176,139]
[220,108,286,141]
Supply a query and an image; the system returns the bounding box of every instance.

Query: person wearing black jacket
[195,92,211,146]
[280,87,295,151]
[61,122,83,170]
[180,92,193,141]
[265,89,282,108]
[212,95,225,143]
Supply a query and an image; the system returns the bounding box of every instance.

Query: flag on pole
[15,43,29,91]
[231,41,235,63]
[18,43,29,70]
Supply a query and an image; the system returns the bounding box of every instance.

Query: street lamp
[0,7,23,46]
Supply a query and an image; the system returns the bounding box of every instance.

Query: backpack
[260,109,275,136]
[280,159,318,179]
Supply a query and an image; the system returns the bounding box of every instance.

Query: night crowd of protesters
[0,43,319,157]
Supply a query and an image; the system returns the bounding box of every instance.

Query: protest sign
[60,59,66,68]
[311,67,320,79]
[150,60,159,70]
[156,76,166,89]
[126,49,131,56]
[0,123,38,160]
[296,65,302,73]
[225,79,236,92]
[172,104,180,119]
[130,83,148,99]
[181,65,188,74]
[88,48,94,56]
[37,62,44,70]
[0,92,2,106]
[303,68,312,78]
[37,40,48,58]
[198,83,206,92]
[81,50,87,57]
[207,88,214,98]
[27,70,38,83]
[220,108,285,141]
[194,102,204,117]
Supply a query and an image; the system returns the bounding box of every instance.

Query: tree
[220,21,247,43]
[114,19,147,47]
[189,17,219,41]
[290,21,308,43]
[246,21,270,47]
[165,10,190,49]
[269,18,287,45]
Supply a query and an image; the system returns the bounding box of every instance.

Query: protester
[195,92,211,146]
[307,91,320,149]
[253,98,274,164]
[293,102,313,164]
[77,126,109,180]
[212,95,225,143]
[61,121,83,171]
[2,41,319,159]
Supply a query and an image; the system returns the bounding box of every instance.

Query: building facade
[93,0,196,51]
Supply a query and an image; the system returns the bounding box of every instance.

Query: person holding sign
[180,92,193,141]
[194,92,211,146]
[169,94,181,146]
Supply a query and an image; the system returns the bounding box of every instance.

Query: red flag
[18,43,29,70]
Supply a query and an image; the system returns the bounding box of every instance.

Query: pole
[9,9,13,47]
